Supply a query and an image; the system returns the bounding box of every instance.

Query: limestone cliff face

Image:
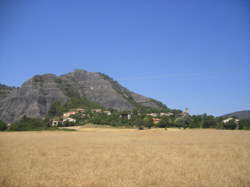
[0,69,166,123]
[0,84,16,102]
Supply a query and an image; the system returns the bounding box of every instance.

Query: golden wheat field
[1,128,250,187]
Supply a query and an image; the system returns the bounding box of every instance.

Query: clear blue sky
[0,0,249,116]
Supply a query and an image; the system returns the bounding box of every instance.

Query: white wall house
[63,117,76,123]
[103,111,111,115]
[147,113,158,117]
[63,111,76,118]
[51,120,59,127]
[222,117,240,124]
[160,112,173,117]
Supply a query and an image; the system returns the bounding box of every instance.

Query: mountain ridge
[221,110,250,120]
[0,69,168,123]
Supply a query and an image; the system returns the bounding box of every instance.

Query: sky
[0,0,249,116]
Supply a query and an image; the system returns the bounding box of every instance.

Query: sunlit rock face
[0,69,166,123]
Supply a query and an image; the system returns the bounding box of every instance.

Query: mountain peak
[0,70,168,123]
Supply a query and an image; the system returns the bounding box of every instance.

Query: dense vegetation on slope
[8,116,49,131]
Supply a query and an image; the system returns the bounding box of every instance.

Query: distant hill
[221,110,250,120]
[0,69,169,123]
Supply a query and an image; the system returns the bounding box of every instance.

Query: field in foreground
[0,128,250,187]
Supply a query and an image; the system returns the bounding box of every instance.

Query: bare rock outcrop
[0,69,167,123]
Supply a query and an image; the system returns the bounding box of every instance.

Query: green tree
[190,115,203,128]
[239,119,250,130]
[174,116,191,129]
[201,116,217,128]
[9,116,48,131]
[144,117,153,129]
[158,116,171,128]
[0,120,7,131]
[222,120,238,130]
[175,117,185,128]
[133,118,145,130]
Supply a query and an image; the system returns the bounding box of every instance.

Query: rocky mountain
[0,84,16,102]
[221,110,250,120]
[0,69,168,123]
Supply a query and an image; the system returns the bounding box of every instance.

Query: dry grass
[0,128,250,187]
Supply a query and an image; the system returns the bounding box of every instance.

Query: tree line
[1,110,250,131]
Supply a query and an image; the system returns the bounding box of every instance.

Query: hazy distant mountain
[221,110,250,120]
[0,69,167,123]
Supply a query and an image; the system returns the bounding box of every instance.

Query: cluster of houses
[149,109,191,124]
[50,107,244,127]
[50,106,178,126]
[146,112,174,124]
[52,109,79,127]
[51,108,111,127]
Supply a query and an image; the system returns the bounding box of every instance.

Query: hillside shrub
[157,117,171,128]
[9,116,49,131]
[0,120,7,131]
[239,120,250,130]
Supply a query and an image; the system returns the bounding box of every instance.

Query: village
[51,107,178,127]
[50,107,241,129]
